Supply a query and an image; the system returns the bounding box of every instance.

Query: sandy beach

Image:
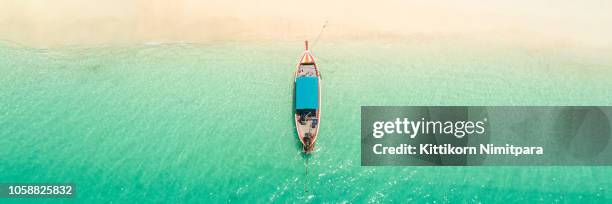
[1,0,612,48]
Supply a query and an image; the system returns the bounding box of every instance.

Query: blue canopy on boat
[295,76,319,110]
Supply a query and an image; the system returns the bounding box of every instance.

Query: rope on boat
[310,20,328,52]
[293,21,328,71]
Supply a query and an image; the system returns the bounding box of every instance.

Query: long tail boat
[294,41,321,153]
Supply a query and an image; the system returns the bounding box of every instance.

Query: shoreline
[2,34,611,53]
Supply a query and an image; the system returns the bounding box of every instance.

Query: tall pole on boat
[305,40,309,51]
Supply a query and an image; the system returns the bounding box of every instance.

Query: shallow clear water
[1,41,611,202]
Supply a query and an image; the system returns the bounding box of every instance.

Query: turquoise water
[1,41,611,203]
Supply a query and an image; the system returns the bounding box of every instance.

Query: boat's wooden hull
[294,46,321,153]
